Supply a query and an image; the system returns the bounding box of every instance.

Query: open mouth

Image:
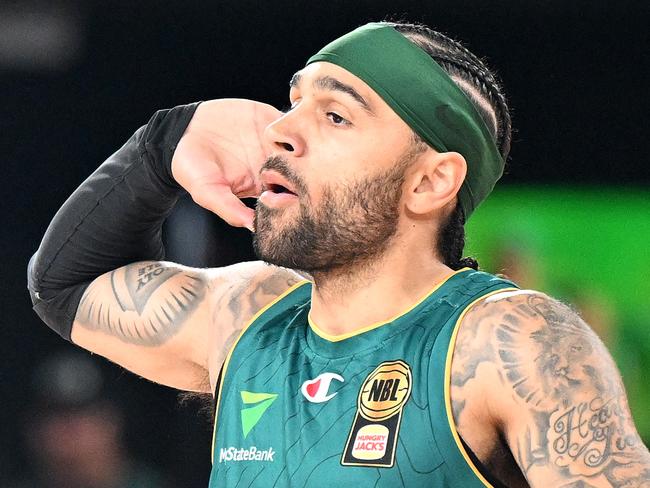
[266,183,297,196]
[258,180,299,208]
[259,169,300,205]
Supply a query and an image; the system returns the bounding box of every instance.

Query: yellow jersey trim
[443,287,519,487]
[308,267,470,342]
[210,279,311,463]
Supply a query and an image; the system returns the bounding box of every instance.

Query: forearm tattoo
[452,292,650,487]
[76,262,206,346]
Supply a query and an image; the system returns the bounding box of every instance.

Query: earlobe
[405,151,467,216]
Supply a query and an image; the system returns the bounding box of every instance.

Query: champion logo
[301,372,344,403]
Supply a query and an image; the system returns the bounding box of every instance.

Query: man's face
[253,62,422,273]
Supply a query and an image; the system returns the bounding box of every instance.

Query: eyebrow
[289,72,375,116]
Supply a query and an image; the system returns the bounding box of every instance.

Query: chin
[253,248,299,271]
[252,229,313,272]
[252,221,292,266]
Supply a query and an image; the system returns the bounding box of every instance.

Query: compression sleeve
[27,102,201,341]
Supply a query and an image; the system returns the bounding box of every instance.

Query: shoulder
[205,261,308,387]
[449,290,596,455]
[454,289,607,413]
[457,287,621,416]
[206,261,308,311]
[458,287,590,352]
[453,290,650,485]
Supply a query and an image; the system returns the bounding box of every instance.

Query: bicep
[72,261,212,391]
[484,293,650,487]
[72,260,306,394]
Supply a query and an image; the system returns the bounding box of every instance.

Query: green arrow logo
[240,391,278,438]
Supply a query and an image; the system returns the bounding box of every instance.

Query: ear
[404,150,467,216]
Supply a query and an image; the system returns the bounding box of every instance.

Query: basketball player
[28,21,650,487]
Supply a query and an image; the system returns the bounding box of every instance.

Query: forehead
[291,62,398,119]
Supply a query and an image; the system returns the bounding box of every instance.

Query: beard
[252,148,418,275]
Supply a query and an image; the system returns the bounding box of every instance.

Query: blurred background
[2,0,648,486]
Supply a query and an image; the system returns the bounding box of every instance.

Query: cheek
[298,163,342,205]
[302,180,331,209]
[301,135,400,204]
[306,143,348,174]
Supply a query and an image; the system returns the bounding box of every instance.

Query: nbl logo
[342,360,412,468]
[359,362,411,421]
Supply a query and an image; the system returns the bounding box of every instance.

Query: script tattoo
[77,261,206,346]
[550,395,644,472]
[451,291,650,487]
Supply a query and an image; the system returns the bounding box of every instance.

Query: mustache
[260,156,308,196]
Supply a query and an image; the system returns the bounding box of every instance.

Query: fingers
[253,101,283,125]
[192,183,255,231]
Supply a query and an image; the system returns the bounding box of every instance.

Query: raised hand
[171,99,282,230]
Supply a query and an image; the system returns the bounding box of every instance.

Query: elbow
[27,252,43,307]
[27,251,88,342]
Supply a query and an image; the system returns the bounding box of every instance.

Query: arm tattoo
[452,292,650,487]
[77,262,206,346]
[209,268,303,369]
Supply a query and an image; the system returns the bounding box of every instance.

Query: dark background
[2,1,649,486]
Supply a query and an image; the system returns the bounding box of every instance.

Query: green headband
[306,22,504,218]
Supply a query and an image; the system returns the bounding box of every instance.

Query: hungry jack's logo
[341,360,412,467]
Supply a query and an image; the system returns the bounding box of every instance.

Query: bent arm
[72,260,304,392]
[28,103,200,340]
[454,291,650,487]
[27,101,307,392]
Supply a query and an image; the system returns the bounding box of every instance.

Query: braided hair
[390,22,513,270]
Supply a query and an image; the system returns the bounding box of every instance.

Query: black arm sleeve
[27,102,201,341]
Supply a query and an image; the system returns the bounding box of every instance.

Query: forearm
[28,102,200,340]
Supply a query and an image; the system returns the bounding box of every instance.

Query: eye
[327,112,350,126]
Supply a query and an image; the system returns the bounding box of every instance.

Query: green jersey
[209,268,517,487]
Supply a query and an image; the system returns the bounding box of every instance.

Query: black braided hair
[390,22,513,271]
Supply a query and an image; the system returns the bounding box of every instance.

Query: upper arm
[452,290,650,487]
[72,260,304,393]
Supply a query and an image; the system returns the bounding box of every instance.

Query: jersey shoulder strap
[428,269,518,487]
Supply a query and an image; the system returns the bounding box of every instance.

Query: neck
[308,238,455,337]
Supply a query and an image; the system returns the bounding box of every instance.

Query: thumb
[192,183,255,231]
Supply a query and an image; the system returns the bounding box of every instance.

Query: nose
[263,110,306,157]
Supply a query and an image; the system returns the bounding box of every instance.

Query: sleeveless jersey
[209,268,517,487]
